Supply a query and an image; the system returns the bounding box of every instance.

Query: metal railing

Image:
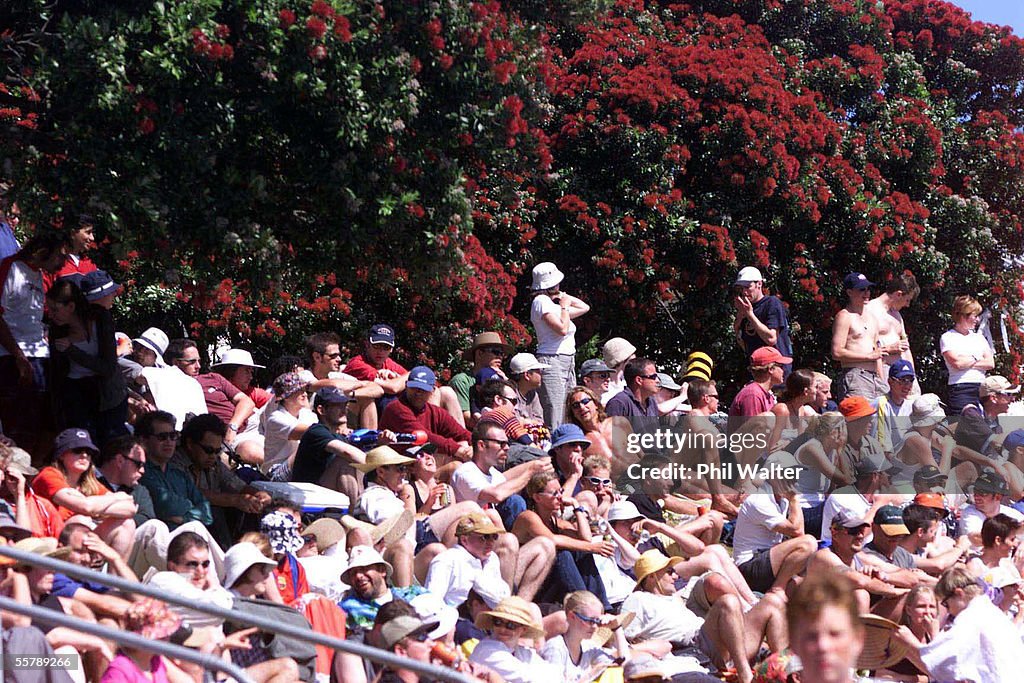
[0,545,476,683]
[0,597,255,683]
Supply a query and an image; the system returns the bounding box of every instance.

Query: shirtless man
[831,272,886,401]
[865,273,920,395]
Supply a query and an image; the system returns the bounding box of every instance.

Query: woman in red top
[30,429,136,557]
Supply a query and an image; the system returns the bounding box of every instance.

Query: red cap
[750,346,793,366]
[840,396,875,420]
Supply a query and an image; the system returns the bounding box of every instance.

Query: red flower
[279,9,296,29]
[306,16,328,40]
[138,117,155,135]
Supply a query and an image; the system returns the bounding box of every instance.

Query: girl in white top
[261,372,317,478]
[940,295,994,414]
[530,262,589,427]
[541,590,626,682]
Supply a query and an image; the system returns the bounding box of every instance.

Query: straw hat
[303,517,346,552]
[12,537,72,565]
[340,509,414,547]
[857,614,909,669]
[353,446,415,474]
[632,549,683,587]
[475,596,545,639]
[461,332,513,362]
[591,611,635,648]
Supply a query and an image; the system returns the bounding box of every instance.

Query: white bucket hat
[223,542,277,589]
[212,348,265,369]
[341,545,394,583]
[603,337,637,369]
[133,327,169,365]
[531,262,564,291]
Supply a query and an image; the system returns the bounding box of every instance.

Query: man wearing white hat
[731,266,793,376]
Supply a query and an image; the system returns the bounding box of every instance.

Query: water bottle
[343,428,428,449]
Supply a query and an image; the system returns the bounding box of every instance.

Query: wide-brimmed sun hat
[475,596,545,639]
[353,446,415,474]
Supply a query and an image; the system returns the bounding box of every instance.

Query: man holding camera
[731,266,793,377]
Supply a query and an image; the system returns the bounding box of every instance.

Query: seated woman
[789,412,851,538]
[469,596,561,683]
[511,472,613,609]
[261,372,316,480]
[966,513,1022,578]
[564,386,633,480]
[877,584,939,682]
[30,429,136,558]
[890,394,951,490]
[353,446,483,586]
[540,590,628,680]
[765,369,816,453]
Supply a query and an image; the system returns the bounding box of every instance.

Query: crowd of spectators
[2,223,1024,683]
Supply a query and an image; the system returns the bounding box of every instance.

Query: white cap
[608,501,645,522]
[213,348,265,368]
[509,353,550,374]
[531,262,565,291]
[734,266,764,285]
[410,592,460,640]
[223,542,277,589]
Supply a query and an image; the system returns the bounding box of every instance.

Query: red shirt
[343,353,407,383]
[275,554,309,605]
[13,490,65,539]
[728,381,777,418]
[43,254,97,291]
[196,372,244,424]
[380,394,471,457]
[31,466,112,520]
[246,386,272,410]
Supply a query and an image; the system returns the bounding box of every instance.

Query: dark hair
[981,513,1022,549]
[260,497,302,519]
[687,379,716,407]
[167,532,208,564]
[477,379,515,409]
[884,272,919,300]
[46,277,95,328]
[135,410,176,438]
[623,357,653,386]
[373,598,416,629]
[471,420,504,446]
[18,232,65,263]
[164,338,198,365]
[781,369,816,402]
[96,434,139,468]
[305,332,340,364]
[181,413,226,446]
[267,355,304,382]
[902,504,940,534]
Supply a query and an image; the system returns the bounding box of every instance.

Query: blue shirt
[139,462,213,527]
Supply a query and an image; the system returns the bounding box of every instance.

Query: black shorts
[737,548,775,593]
[415,519,440,553]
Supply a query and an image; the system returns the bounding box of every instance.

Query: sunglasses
[573,611,603,625]
[490,617,525,630]
[540,489,564,498]
[408,631,432,642]
[123,455,145,470]
[480,346,506,355]
[471,533,499,543]
[198,443,225,455]
[302,534,317,545]
[480,437,510,448]
[153,431,179,442]
[640,373,659,380]
[182,559,211,570]
[571,397,593,408]
[587,477,612,487]
[502,395,519,405]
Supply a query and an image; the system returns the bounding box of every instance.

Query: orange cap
[840,396,875,421]
[912,492,948,515]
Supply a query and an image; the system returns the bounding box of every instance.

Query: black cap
[974,469,1009,496]
[913,466,948,483]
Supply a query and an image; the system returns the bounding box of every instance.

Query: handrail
[0,546,476,683]
[0,596,255,683]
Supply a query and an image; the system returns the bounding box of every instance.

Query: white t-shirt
[540,635,614,681]
[820,486,872,544]
[732,484,789,565]
[261,406,317,473]
[594,554,637,605]
[531,294,576,355]
[424,545,508,607]
[451,461,506,504]
[141,366,208,430]
[145,571,233,628]
[469,638,561,683]
[0,259,47,358]
[622,591,704,645]
[940,330,990,385]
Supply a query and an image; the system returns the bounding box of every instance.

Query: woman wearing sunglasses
[511,471,613,609]
[354,446,485,586]
[564,386,633,480]
[541,590,629,681]
[470,596,560,683]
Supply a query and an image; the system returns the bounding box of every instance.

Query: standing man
[605,358,660,418]
[0,233,66,456]
[732,266,793,375]
[866,273,919,366]
[831,272,886,401]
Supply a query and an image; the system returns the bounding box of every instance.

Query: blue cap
[549,424,592,451]
[843,272,875,290]
[53,428,98,457]
[1004,430,1024,454]
[474,367,501,385]
[888,359,915,380]
[80,269,122,302]
[313,386,352,408]
[407,366,437,392]
[369,323,395,347]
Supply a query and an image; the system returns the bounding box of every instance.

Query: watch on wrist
[228,422,240,431]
